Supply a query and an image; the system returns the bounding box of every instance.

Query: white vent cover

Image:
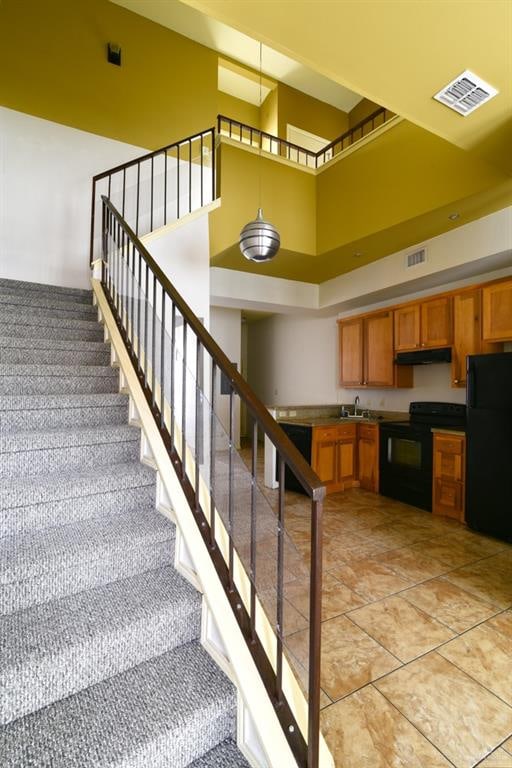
[406,248,427,268]
[434,70,498,116]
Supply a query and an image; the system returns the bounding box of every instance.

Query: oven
[379,402,466,511]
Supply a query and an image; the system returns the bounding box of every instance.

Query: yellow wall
[316,120,505,255]
[210,143,316,257]
[277,84,348,142]
[218,92,260,129]
[349,98,382,128]
[0,0,218,149]
[260,88,278,136]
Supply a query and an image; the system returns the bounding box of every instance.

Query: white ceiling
[110,0,363,112]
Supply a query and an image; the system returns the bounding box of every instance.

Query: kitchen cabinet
[452,289,501,388]
[312,423,356,494]
[394,297,452,351]
[339,311,412,388]
[432,432,465,522]
[358,423,379,492]
[482,279,512,341]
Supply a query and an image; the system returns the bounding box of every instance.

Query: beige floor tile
[258,592,309,636]
[371,548,449,583]
[375,652,512,768]
[348,596,455,662]
[322,532,370,569]
[503,736,512,755]
[286,572,367,621]
[287,614,400,701]
[402,578,500,633]
[438,623,512,705]
[475,748,512,766]
[330,558,413,601]
[408,537,490,568]
[329,540,390,565]
[356,525,412,549]
[442,557,512,608]
[321,685,452,767]
[487,612,512,639]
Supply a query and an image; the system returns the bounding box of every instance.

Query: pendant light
[239,42,280,262]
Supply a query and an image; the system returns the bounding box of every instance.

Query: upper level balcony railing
[218,106,394,169]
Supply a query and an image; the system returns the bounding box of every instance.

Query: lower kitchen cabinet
[432,432,465,521]
[358,423,379,492]
[312,423,356,494]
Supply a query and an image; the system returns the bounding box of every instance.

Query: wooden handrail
[102,196,325,503]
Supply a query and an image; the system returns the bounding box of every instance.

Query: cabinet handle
[453,378,459,384]
[421,343,426,347]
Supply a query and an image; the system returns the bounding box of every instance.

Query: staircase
[0,277,250,767]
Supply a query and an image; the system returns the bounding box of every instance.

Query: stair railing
[100,195,325,768]
[90,127,215,265]
[218,106,393,169]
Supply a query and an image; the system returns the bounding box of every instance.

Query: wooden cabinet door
[421,297,452,347]
[364,311,394,387]
[337,438,356,485]
[433,433,465,521]
[339,318,364,386]
[312,439,338,490]
[394,305,420,351]
[482,279,512,341]
[358,424,379,492]
[452,290,481,388]
[434,479,463,520]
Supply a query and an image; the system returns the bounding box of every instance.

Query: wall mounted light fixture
[107,43,122,66]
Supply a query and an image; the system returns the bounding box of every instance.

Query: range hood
[395,347,452,365]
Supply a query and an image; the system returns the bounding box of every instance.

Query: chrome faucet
[354,395,360,416]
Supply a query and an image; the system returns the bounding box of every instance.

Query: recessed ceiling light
[448,212,460,221]
[434,70,498,116]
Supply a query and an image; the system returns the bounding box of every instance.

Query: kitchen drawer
[358,423,377,441]
[313,424,356,442]
[435,434,464,455]
[336,424,357,440]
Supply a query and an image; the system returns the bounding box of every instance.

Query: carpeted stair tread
[1,321,104,342]
[0,364,119,395]
[0,292,97,315]
[0,363,118,378]
[187,739,251,768]
[0,423,139,453]
[0,460,155,510]
[0,641,236,768]
[0,566,201,724]
[0,346,110,366]
[0,336,108,351]
[0,392,127,412]
[0,307,102,330]
[0,507,173,585]
[0,393,129,432]
[0,277,92,300]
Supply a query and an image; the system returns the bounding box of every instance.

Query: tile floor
[269,483,512,768]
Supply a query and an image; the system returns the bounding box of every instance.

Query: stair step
[0,277,92,302]
[0,566,201,724]
[0,293,97,320]
[0,640,236,768]
[0,307,100,331]
[0,392,129,431]
[0,508,175,615]
[0,424,140,478]
[1,321,104,342]
[188,739,250,768]
[0,346,110,366]
[0,336,108,351]
[0,364,119,395]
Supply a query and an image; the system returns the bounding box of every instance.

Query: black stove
[379,402,466,511]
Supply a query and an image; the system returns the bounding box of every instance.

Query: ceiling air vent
[406,248,427,269]
[433,70,498,116]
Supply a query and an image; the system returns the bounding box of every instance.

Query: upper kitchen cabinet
[482,279,512,341]
[394,297,452,351]
[339,311,412,388]
[452,289,501,388]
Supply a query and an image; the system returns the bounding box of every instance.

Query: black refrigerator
[466,352,512,541]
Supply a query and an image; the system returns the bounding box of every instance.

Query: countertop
[277,415,393,428]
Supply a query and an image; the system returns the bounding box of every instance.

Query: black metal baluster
[308,497,323,768]
[151,273,156,408]
[209,360,216,549]
[107,175,111,201]
[211,130,215,202]
[228,385,235,592]
[170,303,176,449]
[137,250,142,372]
[136,163,140,236]
[160,286,166,429]
[250,419,258,643]
[163,150,168,227]
[150,156,154,232]
[181,320,187,480]
[195,337,201,512]
[144,262,149,383]
[276,454,285,704]
[122,168,126,218]
[130,240,135,346]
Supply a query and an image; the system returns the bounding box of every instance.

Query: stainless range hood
[395,347,452,365]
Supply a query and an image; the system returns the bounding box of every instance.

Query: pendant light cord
[259,40,262,209]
